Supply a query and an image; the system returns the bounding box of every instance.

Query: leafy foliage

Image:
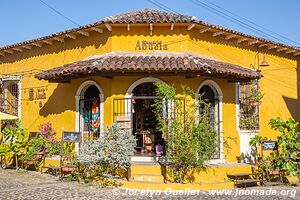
[79,125,136,185]
[0,121,29,158]
[250,89,264,102]
[22,122,62,162]
[269,117,300,177]
[240,117,259,130]
[250,117,300,179]
[153,82,219,183]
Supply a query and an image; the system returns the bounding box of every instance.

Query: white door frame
[196,79,225,164]
[75,80,104,153]
[125,77,165,161]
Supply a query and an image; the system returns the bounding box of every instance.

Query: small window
[0,78,20,117]
[238,81,259,130]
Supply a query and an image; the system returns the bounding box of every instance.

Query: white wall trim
[196,79,223,98]
[75,80,104,153]
[196,79,224,161]
[235,83,258,163]
[2,76,21,118]
[124,77,166,116]
[125,77,165,97]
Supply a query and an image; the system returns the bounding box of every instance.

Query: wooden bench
[227,173,263,188]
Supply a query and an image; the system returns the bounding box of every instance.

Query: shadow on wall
[39,83,76,116]
[39,80,111,117]
[283,59,300,121]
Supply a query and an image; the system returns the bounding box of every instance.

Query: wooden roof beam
[248,40,259,46]
[285,49,296,54]
[65,34,76,40]
[42,40,53,45]
[105,23,112,31]
[258,43,269,48]
[212,31,224,37]
[293,52,300,56]
[150,23,153,36]
[78,31,89,37]
[277,47,287,52]
[32,43,42,47]
[170,23,174,31]
[4,49,13,54]
[22,45,32,50]
[187,23,195,30]
[13,48,23,52]
[199,28,210,34]
[267,45,277,50]
[225,34,236,40]
[91,27,103,33]
[237,38,248,43]
[53,37,64,43]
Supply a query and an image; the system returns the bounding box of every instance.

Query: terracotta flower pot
[61,166,76,172]
[35,153,43,159]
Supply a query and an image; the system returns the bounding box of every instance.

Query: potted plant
[250,89,264,106]
[239,117,258,130]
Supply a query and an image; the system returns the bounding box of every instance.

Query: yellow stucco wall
[0,24,299,162]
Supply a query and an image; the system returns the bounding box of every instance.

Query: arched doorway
[125,78,166,156]
[76,80,103,141]
[197,80,223,161]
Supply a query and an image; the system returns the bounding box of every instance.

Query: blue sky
[1,0,300,47]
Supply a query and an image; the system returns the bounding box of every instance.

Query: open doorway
[131,82,164,156]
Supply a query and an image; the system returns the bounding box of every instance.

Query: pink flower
[39,122,56,140]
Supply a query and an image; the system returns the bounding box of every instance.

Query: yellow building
[0,9,299,168]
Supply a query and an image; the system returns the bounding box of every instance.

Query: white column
[75,95,80,155]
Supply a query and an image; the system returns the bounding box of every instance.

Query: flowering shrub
[39,122,56,142]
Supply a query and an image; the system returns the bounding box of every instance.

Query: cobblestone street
[0,169,299,200]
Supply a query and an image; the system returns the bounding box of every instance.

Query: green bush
[0,122,29,158]
[269,117,300,178]
[79,125,136,185]
[250,117,300,179]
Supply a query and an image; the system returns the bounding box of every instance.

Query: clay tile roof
[105,8,196,24]
[35,52,261,82]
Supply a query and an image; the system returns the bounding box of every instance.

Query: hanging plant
[250,89,264,105]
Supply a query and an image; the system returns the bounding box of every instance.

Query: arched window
[197,80,223,160]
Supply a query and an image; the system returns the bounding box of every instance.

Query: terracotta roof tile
[35,52,261,81]
[105,9,195,24]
